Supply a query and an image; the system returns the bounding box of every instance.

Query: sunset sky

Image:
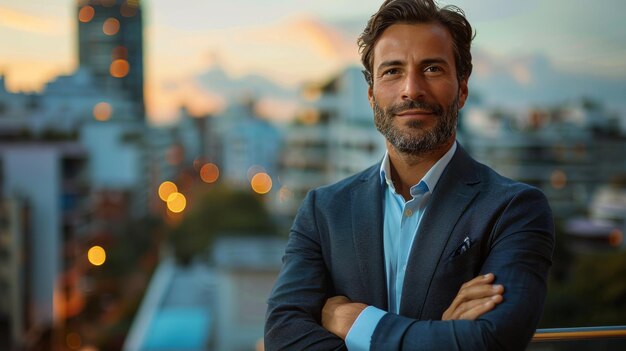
[1,0,625,124]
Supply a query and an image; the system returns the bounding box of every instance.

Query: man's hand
[321,296,368,340]
[322,274,502,339]
[442,273,504,320]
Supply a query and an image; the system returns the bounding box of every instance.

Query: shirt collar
[379,141,457,195]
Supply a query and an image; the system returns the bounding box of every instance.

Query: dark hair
[358,0,475,86]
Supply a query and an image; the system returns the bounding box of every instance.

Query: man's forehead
[372,23,455,67]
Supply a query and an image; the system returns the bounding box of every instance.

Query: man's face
[368,23,469,155]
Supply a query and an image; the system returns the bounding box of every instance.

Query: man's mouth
[396,109,435,117]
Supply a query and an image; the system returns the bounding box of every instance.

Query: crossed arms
[322,272,504,340]
[265,186,554,351]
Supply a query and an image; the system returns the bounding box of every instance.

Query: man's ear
[367,85,374,109]
[457,78,469,109]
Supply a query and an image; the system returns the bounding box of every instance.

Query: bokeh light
[167,192,187,213]
[251,173,273,194]
[550,170,567,189]
[78,6,95,23]
[110,59,130,78]
[247,165,266,181]
[302,86,322,101]
[66,332,82,350]
[200,163,220,183]
[103,18,120,36]
[609,229,623,247]
[158,181,177,202]
[278,186,293,202]
[165,145,184,166]
[193,157,206,171]
[87,246,106,266]
[299,109,320,125]
[93,102,112,121]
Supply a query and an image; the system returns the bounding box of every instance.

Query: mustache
[385,100,443,116]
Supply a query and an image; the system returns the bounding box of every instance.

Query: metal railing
[532,325,626,342]
[526,325,626,351]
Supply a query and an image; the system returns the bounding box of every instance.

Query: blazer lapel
[351,166,388,310]
[399,146,481,318]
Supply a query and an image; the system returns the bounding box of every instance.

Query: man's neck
[387,138,454,201]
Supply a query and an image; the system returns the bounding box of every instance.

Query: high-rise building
[460,103,626,222]
[0,141,90,348]
[209,99,283,188]
[77,0,145,119]
[0,198,31,349]
[277,66,385,217]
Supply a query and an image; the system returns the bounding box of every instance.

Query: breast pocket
[421,242,484,319]
[440,242,482,283]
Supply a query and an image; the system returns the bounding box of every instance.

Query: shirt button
[405,209,413,217]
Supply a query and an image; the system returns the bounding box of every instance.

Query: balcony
[529,326,626,350]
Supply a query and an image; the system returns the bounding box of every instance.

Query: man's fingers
[322,296,348,330]
[442,273,504,320]
[460,273,495,290]
[325,295,351,308]
[450,282,503,310]
[445,275,494,315]
[457,282,504,302]
[452,294,504,320]
[458,295,503,320]
[321,296,367,340]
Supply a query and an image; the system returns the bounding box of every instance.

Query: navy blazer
[265,145,555,350]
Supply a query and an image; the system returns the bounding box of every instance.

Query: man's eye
[424,66,442,73]
[382,68,399,76]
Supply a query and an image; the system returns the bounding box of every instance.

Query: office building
[77,0,145,119]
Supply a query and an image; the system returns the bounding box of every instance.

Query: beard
[373,95,459,155]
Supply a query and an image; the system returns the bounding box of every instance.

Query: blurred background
[0,0,625,350]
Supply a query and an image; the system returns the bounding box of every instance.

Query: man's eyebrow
[421,57,450,66]
[376,57,450,72]
[376,60,404,72]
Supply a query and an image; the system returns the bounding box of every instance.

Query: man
[265,0,555,350]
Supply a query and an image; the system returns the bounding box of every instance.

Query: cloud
[146,13,360,86]
[246,14,358,62]
[144,76,227,125]
[145,14,362,123]
[0,59,73,92]
[470,50,626,112]
[0,6,65,36]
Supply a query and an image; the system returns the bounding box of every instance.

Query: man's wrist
[336,303,368,339]
[345,306,387,350]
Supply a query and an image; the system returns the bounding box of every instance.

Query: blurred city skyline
[1,0,626,124]
[1,1,626,349]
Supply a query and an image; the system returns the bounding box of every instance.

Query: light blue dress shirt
[345,142,457,350]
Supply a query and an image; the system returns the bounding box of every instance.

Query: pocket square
[452,236,472,257]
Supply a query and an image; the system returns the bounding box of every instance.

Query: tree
[540,250,626,327]
[168,184,277,264]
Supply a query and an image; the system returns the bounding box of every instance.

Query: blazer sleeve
[264,190,347,351]
[371,186,555,351]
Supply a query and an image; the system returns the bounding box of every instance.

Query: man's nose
[401,72,426,101]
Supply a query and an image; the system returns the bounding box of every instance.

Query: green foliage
[168,185,277,264]
[95,216,162,279]
[540,250,626,327]
[68,215,163,351]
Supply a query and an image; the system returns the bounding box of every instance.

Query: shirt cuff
[345,306,387,351]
